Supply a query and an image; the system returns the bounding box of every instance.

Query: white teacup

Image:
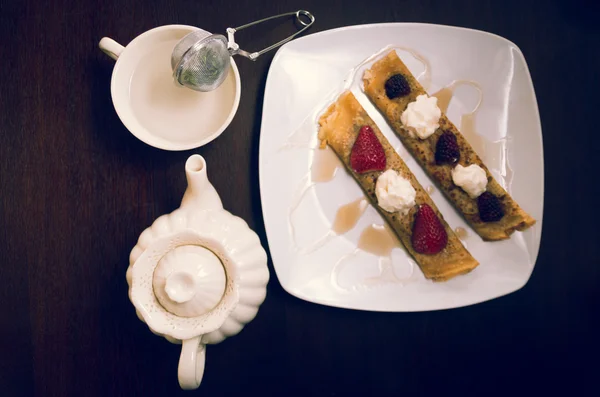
[99,25,241,151]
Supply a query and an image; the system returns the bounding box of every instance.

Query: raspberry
[435,131,460,165]
[384,74,411,99]
[477,192,504,222]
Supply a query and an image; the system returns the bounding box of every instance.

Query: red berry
[477,192,504,222]
[411,204,448,254]
[435,130,460,165]
[350,126,386,174]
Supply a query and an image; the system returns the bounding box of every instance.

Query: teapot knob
[153,245,227,317]
[165,271,199,303]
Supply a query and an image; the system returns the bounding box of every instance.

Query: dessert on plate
[318,91,478,281]
[363,50,535,241]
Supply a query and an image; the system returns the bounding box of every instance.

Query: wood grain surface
[1,0,598,395]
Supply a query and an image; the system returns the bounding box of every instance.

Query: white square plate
[259,23,544,311]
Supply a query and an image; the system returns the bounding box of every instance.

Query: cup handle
[99,37,124,61]
[177,336,206,390]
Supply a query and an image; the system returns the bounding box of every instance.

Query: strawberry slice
[411,204,448,254]
[350,126,386,173]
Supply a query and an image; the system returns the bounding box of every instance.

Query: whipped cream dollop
[451,164,488,198]
[400,94,442,139]
[375,169,416,214]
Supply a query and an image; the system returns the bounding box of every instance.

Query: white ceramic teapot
[126,154,269,390]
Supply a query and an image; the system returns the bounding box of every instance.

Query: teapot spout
[181,155,223,211]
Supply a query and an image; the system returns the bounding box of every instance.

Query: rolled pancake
[318,91,478,282]
[363,50,535,241]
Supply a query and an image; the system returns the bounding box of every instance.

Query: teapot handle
[178,336,206,390]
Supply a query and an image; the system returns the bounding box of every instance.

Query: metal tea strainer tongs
[171,10,315,92]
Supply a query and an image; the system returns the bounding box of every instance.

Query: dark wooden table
[1,0,598,395]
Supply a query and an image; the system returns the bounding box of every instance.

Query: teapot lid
[128,227,240,341]
[153,245,226,318]
[127,209,269,342]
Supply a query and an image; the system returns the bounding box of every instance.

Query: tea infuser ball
[170,10,315,92]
